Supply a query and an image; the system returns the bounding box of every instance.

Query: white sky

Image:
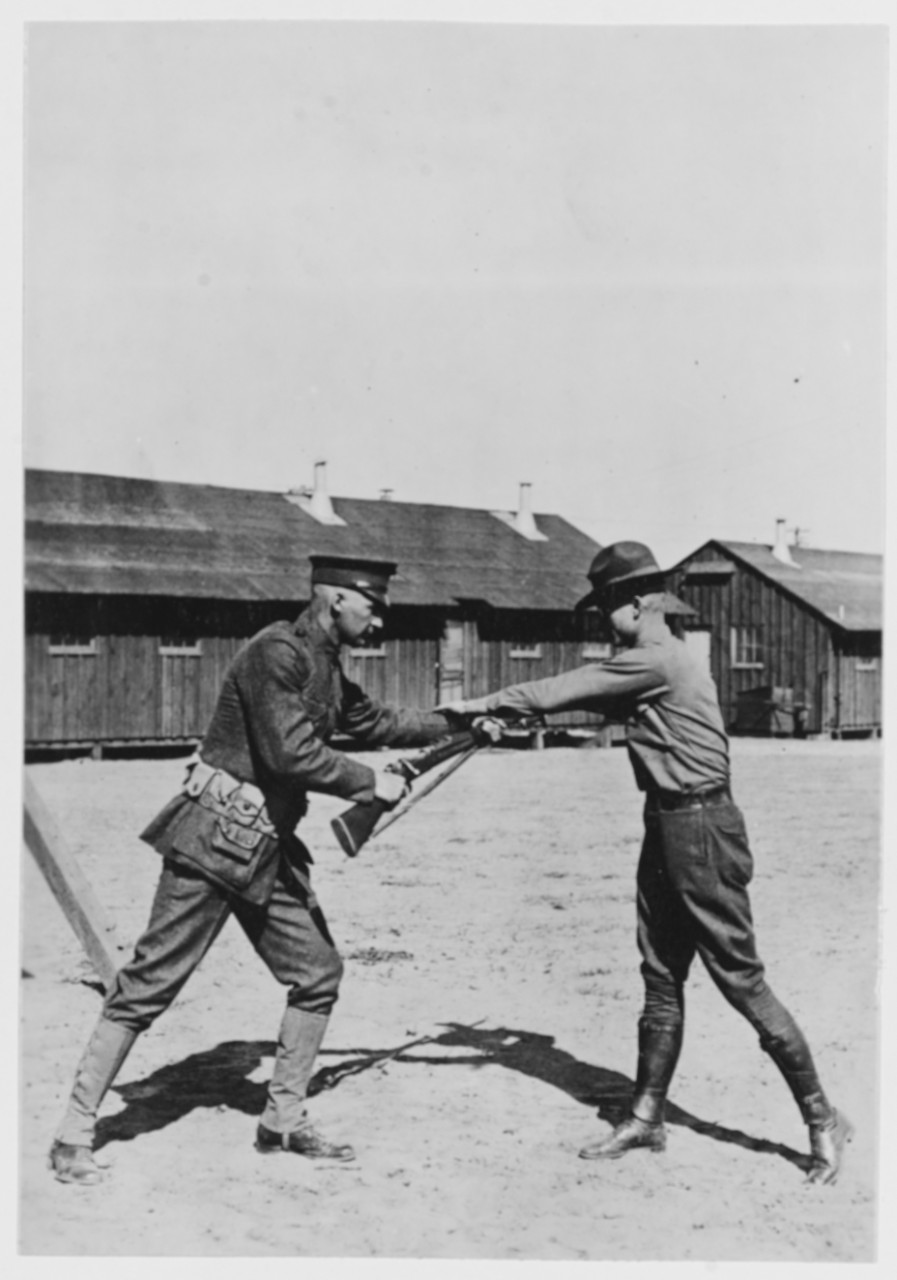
[5,8,897,1278]
[19,9,888,566]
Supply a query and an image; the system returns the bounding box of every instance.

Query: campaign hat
[309,554,397,606]
[574,541,693,615]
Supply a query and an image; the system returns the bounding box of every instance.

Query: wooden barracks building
[676,524,882,738]
[25,469,883,753]
[24,464,609,754]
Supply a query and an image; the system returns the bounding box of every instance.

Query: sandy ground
[18,738,881,1260]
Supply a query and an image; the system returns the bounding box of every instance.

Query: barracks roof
[25,469,601,611]
[677,539,883,633]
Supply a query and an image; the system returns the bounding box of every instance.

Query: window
[582,641,612,661]
[856,657,879,672]
[510,644,542,659]
[159,638,202,656]
[730,626,764,669]
[349,643,386,658]
[48,634,97,655]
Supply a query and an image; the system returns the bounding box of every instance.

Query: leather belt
[646,784,731,813]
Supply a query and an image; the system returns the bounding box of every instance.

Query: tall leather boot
[760,1028,854,1186]
[580,1021,683,1160]
[49,1016,138,1184]
[255,1008,355,1161]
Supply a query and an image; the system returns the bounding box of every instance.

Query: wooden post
[23,772,124,991]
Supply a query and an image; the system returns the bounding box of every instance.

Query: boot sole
[47,1157,105,1185]
[579,1139,666,1161]
[47,1148,106,1185]
[255,1141,356,1162]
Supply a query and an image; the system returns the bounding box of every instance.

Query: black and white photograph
[13,1,891,1265]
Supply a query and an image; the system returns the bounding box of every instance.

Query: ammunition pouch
[183,756,276,867]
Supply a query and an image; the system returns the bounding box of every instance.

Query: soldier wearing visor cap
[50,554,454,1183]
[440,540,852,1186]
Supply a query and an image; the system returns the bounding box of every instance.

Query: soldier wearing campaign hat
[574,540,695,616]
[440,540,851,1186]
[50,554,454,1184]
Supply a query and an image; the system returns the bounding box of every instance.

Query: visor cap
[309,554,397,606]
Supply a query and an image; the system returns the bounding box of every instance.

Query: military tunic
[141,611,447,905]
[103,609,450,1031]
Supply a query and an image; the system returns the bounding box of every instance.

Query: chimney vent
[283,460,347,525]
[490,483,548,542]
[772,518,798,567]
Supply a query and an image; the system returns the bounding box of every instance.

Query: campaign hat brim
[574,580,695,616]
[574,563,668,612]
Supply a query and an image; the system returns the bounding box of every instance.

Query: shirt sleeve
[469,650,669,717]
[240,637,378,803]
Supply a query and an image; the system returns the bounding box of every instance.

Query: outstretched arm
[439,653,667,721]
[339,673,453,748]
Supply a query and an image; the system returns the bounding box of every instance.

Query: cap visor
[358,588,389,608]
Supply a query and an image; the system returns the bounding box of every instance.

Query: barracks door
[438,620,465,703]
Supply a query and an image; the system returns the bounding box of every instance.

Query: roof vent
[772,518,797,567]
[379,488,394,501]
[490,482,548,542]
[284,460,347,526]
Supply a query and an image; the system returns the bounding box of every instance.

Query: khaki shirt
[473,635,730,794]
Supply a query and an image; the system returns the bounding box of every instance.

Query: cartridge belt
[182,754,276,841]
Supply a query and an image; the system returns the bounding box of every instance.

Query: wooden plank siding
[679,546,879,736]
[29,578,877,747]
[833,635,881,735]
[682,560,836,733]
[341,638,441,709]
[25,597,602,749]
[25,594,266,748]
[468,610,604,728]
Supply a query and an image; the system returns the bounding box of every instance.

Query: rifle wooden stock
[331,730,479,857]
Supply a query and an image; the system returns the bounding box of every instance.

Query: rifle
[331,728,486,858]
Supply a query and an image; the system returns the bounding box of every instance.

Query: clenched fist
[470,716,504,745]
[373,769,410,808]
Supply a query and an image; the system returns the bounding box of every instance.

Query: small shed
[674,532,882,737]
[25,466,607,754]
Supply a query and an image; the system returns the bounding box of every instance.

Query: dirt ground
[18,738,881,1261]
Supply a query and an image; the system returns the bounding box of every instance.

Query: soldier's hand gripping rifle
[331,721,502,858]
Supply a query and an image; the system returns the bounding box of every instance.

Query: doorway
[438,620,465,703]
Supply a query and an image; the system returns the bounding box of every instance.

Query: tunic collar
[293,609,341,661]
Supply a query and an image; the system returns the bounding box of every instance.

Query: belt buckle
[694,785,726,808]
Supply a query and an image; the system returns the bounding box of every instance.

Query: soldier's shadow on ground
[95,1020,812,1174]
